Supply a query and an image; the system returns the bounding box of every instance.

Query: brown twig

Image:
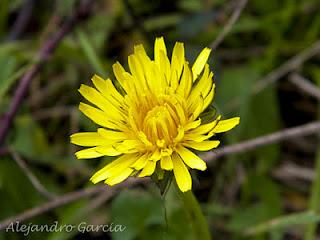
[289,73,320,101]
[0,186,105,231]
[272,162,315,182]
[0,178,147,231]
[9,148,55,199]
[8,0,34,40]
[209,0,248,50]
[224,40,320,112]
[81,189,116,215]
[28,76,68,104]
[32,106,77,120]
[218,46,265,60]
[202,120,320,163]
[253,40,320,94]
[0,0,94,146]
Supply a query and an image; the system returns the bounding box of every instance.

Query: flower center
[143,105,177,144]
[127,89,188,150]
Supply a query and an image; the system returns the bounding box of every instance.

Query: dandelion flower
[71,37,239,192]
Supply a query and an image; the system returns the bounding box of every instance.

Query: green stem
[178,189,212,240]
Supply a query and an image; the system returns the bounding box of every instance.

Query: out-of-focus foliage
[0,0,320,239]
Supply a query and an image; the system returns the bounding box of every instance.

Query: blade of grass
[76,29,105,77]
[0,63,32,103]
[304,76,320,240]
[304,148,320,239]
[245,211,320,236]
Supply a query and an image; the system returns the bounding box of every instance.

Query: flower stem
[178,189,212,240]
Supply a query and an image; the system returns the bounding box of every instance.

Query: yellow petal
[172,153,192,192]
[149,148,161,161]
[159,51,171,83]
[75,147,105,159]
[122,72,139,99]
[128,54,148,91]
[169,99,186,126]
[170,56,179,90]
[174,126,184,143]
[192,47,211,81]
[202,85,215,111]
[105,168,133,186]
[187,116,221,135]
[113,140,142,153]
[134,44,149,58]
[91,75,108,96]
[183,140,220,151]
[70,132,108,146]
[139,160,156,177]
[145,61,166,94]
[172,42,184,62]
[131,153,149,170]
[135,48,167,94]
[177,62,192,98]
[184,133,213,142]
[94,146,122,156]
[98,128,127,141]
[161,148,173,156]
[184,119,201,131]
[175,145,207,170]
[138,132,153,147]
[79,103,116,129]
[112,62,131,93]
[188,64,213,106]
[211,117,240,134]
[90,154,137,184]
[91,75,124,106]
[190,95,204,120]
[154,37,167,64]
[161,155,173,170]
[171,42,185,80]
[79,84,111,111]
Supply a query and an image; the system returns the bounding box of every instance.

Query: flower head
[71,37,239,192]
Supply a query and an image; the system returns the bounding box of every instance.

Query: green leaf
[0,54,17,102]
[111,189,164,240]
[47,200,90,240]
[227,203,269,233]
[12,115,50,161]
[215,65,258,115]
[178,190,211,240]
[243,175,282,217]
[0,158,43,216]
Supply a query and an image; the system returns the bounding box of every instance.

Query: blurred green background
[1,0,320,239]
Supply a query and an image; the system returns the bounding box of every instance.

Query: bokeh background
[1,0,320,239]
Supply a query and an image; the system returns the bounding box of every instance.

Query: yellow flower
[71,37,239,192]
